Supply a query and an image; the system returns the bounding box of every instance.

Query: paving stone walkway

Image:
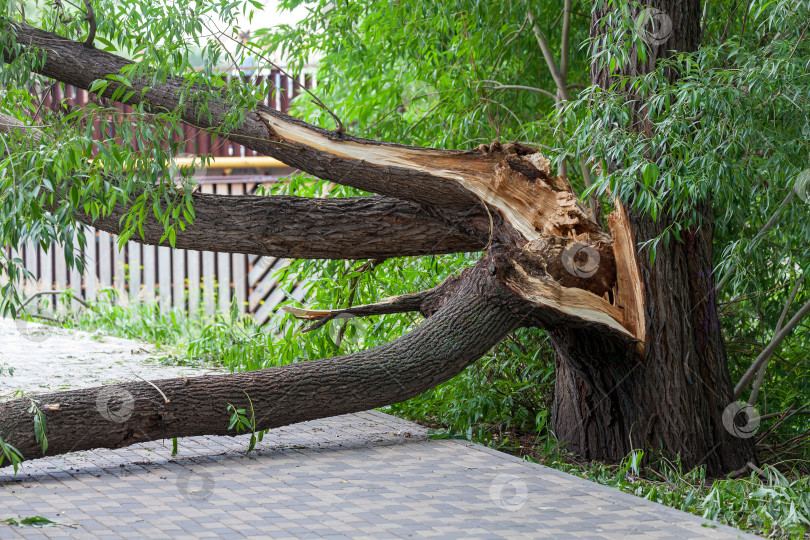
[1,321,756,539]
[0,318,221,401]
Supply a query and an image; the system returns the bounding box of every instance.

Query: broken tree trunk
[547,0,757,472]
[0,16,755,474]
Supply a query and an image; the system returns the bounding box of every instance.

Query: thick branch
[0,111,488,258]
[607,200,646,349]
[1,25,647,344]
[5,22,483,209]
[0,260,523,462]
[5,23,603,245]
[72,192,489,259]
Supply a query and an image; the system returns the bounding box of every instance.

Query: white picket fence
[6,180,307,326]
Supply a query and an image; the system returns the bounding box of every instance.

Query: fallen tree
[0,0,758,475]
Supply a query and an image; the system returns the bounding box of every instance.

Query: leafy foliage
[226,392,265,456]
[0,434,23,473]
[0,0,272,316]
[387,327,556,447]
[26,292,810,538]
[553,455,810,538]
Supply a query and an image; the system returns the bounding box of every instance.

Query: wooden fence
[4,70,316,324]
[7,176,308,325]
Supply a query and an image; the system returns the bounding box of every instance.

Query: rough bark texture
[75,192,489,259]
[0,260,523,462]
[551,204,755,471]
[551,0,757,474]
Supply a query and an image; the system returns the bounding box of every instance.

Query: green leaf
[3,516,61,527]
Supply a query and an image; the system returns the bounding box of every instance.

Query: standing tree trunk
[551,0,757,472]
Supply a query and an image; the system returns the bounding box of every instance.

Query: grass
[10,291,810,538]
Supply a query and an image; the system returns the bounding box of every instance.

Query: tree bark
[550,0,757,474]
[76,192,489,259]
[552,199,755,471]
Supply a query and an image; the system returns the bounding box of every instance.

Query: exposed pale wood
[283,306,357,320]
[504,261,632,338]
[11,26,605,241]
[261,108,600,241]
[283,285,444,322]
[607,199,646,348]
[174,156,284,169]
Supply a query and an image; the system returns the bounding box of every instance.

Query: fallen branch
[19,290,93,311]
[0,260,524,462]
